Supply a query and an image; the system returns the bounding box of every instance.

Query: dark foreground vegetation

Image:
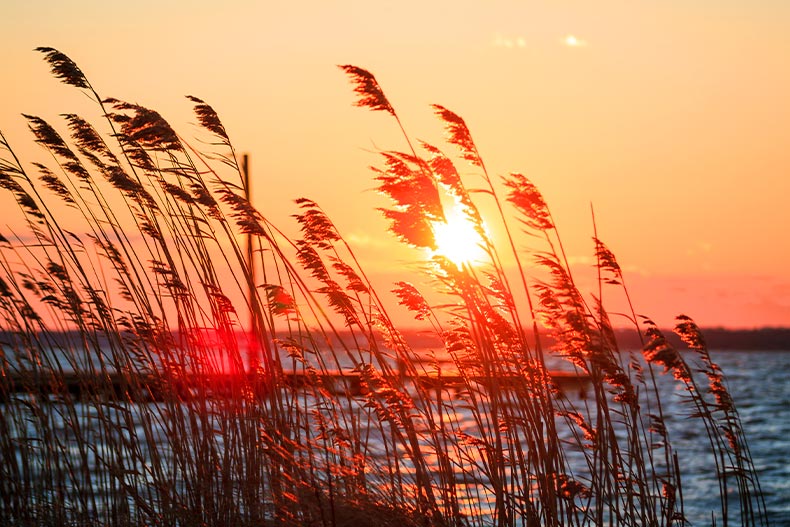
[0,49,769,526]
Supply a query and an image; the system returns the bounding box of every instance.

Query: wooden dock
[1,369,589,402]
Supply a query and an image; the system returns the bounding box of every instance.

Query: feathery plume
[23,115,90,184]
[63,114,116,161]
[432,104,482,168]
[392,281,431,321]
[643,320,688,380]
[35,47,90,89]
[295,241,331,283]
[338,65,395,115]
[420,142,465,197]
[503,172,553,231]
[673,314,706,352]
[105,98,182,151]
[380,208,436,249]
[594,237,622,285]
[216,188,266,237]
[186,95,229,142]
[262,284,296,317]
[33,163,75,205]
[330,258,368,293]
[375,152,443,220]
[161,181,194,204]
[294,198,341,250]
[317,281,358,327]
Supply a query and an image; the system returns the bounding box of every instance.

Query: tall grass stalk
[0,49,768,526]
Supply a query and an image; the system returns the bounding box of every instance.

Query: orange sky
[2,1,790,329]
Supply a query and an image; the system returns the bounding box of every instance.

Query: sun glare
[431,205,487,268]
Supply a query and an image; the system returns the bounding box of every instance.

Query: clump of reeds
[0,49,768,526]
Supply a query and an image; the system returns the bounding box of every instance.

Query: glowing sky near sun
[2,0,789,328]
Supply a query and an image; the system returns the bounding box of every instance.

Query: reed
[0,49,768,526]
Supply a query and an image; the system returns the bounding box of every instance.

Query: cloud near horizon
[563,34,588,47]
[492,33,589,49]
[492,33,527,48]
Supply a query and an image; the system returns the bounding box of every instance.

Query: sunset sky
[2,0,790,329]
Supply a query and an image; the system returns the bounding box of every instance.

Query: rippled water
[3,348,788,525]
[434,349,790,525]
[683,350,790,525]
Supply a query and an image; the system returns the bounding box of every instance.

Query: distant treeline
[612,327,790,351]
[400,327,790,352]
[615,328,790,351]
[2,327,789,354]
[705,327,790,350]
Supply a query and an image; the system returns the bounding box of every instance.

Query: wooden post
[242,154,260,372]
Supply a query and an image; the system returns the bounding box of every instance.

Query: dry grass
[0,49,768,526]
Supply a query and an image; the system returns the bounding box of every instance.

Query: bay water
[3,346,788,525]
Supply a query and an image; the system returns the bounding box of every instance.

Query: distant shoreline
[400,327,790,352]
[610,327,790,351]
[4,327,790,352]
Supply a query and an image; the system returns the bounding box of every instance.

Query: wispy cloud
[492,33,589,49]
[492,33,527,49]
[562,34,588,48]
[345,232,391,248]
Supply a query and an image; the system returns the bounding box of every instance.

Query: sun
[431,204,487,268]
